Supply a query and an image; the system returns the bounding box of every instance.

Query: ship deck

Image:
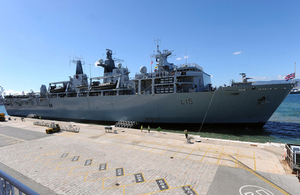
[0,117,298,195]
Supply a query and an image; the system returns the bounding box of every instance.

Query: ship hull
[4,83,293,127]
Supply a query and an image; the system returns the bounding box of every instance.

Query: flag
[285,74,290,81]
[285,72,295,81]
[150,61,153,65]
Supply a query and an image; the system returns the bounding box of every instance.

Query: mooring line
[198,90,216,134]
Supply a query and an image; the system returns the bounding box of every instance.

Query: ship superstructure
[0,86,4,105]
[3,46,296,127]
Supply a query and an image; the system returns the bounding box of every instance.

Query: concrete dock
[0,117,299,195]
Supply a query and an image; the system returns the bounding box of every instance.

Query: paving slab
[0,117,299,194]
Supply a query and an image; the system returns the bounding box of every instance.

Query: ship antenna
[185,46,187,65]
[88,64,93,78]
[154,38,161,52]
[69,55,71,66]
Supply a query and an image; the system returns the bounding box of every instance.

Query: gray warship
[3,46,296,127]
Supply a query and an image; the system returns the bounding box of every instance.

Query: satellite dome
[118,63,122,68]
[98,59,104,64]
[140,66,147,74]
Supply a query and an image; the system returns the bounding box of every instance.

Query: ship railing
[134,71,176,79]
[90,74,121,81]
[177,63,203,71]
[49,80,69,85]
[134,70,205,80]
[0,169,39,195]
[49,88,135,98]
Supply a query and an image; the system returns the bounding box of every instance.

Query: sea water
[196,94,300,144]
[0,94,299,144]
[264,94,300,144]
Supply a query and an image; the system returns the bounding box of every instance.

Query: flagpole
[150,60,153,77]
[294,62,296,83]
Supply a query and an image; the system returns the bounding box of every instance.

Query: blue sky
[0,0,299,94]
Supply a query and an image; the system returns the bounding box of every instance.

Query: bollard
[258,139,259,143]
[220,136,221,140]
[212,135,213,138]
[269,140,270,144]
[229,136,230,140]
[238,137,239,141]
[248,138,249,142]
[279,141,281,146]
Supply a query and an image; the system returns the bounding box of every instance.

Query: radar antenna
[154,38,161,52]
[240,73,252,83]
[69,55,85,75]
[113,57,124,63]
[70,55,85,66]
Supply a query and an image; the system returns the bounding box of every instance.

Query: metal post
[173,76,177,93]
[138,80,141,95]
[152,78,154,95]
[0,169,39,195]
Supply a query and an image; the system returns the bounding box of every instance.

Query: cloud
[277,75,285,80]
[184,55,189,59]
[177,57,182,61]
[233,51,242,55]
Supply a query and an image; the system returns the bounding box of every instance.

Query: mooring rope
[198,90,216,135]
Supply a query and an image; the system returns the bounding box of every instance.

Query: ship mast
[294,62,296,83]
[151,39,176,72]
[155,38,161,53]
